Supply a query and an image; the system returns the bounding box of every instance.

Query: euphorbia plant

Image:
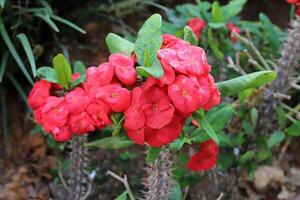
[27,13,276,199]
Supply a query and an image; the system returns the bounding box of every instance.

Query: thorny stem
[143,147,173,200]
[258,18,300,134]
[106,170,135,200]
[67,135,90,200]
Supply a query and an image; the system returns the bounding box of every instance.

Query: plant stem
[67,135,90,200]
[143,146,173,200]
[106,170,135,200]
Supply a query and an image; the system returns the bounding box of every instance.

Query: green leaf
[34,13,59,32]
[51,15,86,34]
[208,22,225,29]
[17,33,37,77]
[239,150,255,164]
[216,71,277,96]
[37,66,58,83]
[206,105,234,133]
[0,0,6,8]
[169,138,185,151]
[85,137,134,149]
[70,60,86,87]
[0,17,34,85]
[73,60,86,75]
[136,59,164,78]
[259,13,280,51]
[222,0,247,21]
[199,116,219,144]
[0,51,9,82]
[53,54,72,88]
[168,179,182,200]
[267,131,285,148]
[212,1,222,23]
[250,108,258,128]
[146,147,161,163]
[276,107,287,129]
[286,121,300,136]
[115,191,127,200]
[183,26,198,45]
[105,33,134,57]
[134,14,163,78]
[256,149,272,162]
[207,28,223,61]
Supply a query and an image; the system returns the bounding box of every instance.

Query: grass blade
[0,17,34,85]
[0,51,9,82]
[34,13,59,32]
[51,15,86,34]
[17,33,37,77]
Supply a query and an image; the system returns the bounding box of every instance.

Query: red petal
[125,127,145,145]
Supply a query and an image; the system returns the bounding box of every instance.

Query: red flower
[158,46,211,76]
[86,101,112,129]
[41,96,69,132]
[109,53,136,85]
[227,22,241,43]
[187,18,206,40]
[71,72,81,82]
[68,112,95,135]
[84,63,113,98]
[145,115,183,147]
[96,83,131,112]
[51,126,72,142]
[168,75,202,113]
[201,75,221,111]
[124,87,145,130]
[161,34,190,49]
[28,80,51,110]
[187,140,219,171]
[65,87,90,113]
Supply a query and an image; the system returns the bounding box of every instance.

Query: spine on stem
[258,17,300,134]
[142,147,173,200]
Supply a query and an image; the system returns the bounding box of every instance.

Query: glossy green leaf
[0,17,34,85]
[169,138,185,151]
[216,71,277,96]
[85,137,134,149]
[168,179,182,200]
[105,33,134,57]
[70,60,86,87]
[53,54,72,88]
[250,108,258,128]
[256,149,272,162]
[208,22,225,29]
[212,1,222,23]
[206,105,234,133]
[17,33,37,77]
[267,131,285,148]
[0,51,9,82]
[199,116,219,144]
[218,153,234,170]
[115,191,127,200]
[136,59,164,78]
[222,0,247,21]
[207,28,223,61]
[286,121,300,136]
[183,26,198,45]
[146,147,161,163]
[134,14,163,78]
[37,66,58,83]
[51,15,86,34]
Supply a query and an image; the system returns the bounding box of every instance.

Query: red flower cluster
[227,22,241,43]
[287,0,300,16]
[28,34,220,147]
[187,18,206,40]
[124,35,221,147]
[187,140,219,171]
